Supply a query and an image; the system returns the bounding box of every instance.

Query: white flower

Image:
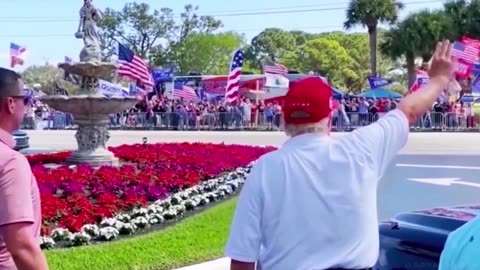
[69,232,91,246]
[81,224,100,238]
[118,222,136,235]
[156,198,172,208]
[132,207,149,218]
[182,199,196,211]
[50,228,72,241]
[39,236,55,249]
[133,216,149,229]
[171,194,183,205]
[173,204,186,215]
[147,204,163,214]
[148,213,164,224]
[114,220,125,230]
[163,209,177,220]
[99,227,119,241]
[99,218,117,228]
[115,213,131,223]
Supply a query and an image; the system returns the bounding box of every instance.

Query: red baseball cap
[283,77,332,125]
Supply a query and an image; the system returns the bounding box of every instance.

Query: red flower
[26,143,276,234]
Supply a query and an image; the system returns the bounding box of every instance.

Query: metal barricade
[21,111,480,132]
[106,111,284,131]
[332,112,377,131]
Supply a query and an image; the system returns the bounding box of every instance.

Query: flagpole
[255,79,260,127]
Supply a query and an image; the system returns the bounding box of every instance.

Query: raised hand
[428,40,454,82]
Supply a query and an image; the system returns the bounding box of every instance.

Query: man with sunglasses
[0,68,49,270]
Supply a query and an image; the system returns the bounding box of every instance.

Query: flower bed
[27,143,275,248]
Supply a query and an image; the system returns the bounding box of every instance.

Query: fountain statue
[41,0,138,166]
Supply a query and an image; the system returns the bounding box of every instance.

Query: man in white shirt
[224,40,453,270]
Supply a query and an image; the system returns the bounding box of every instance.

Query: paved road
[24,131,480,270]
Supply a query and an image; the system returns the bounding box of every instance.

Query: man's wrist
[429,76,450,89]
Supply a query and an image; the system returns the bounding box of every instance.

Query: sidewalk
[172,257,229,270]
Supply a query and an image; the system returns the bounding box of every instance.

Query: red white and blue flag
[264,63,288,75]
[129,84,147,100]
[225,49,244,104]
[173,81,197,101]
[10,42,26,68]
[452,41,479,64]
[117,42,154,88]
[410,69,429,92]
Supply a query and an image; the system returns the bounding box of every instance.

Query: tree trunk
[368,26,378,76]
[406,53,416,90]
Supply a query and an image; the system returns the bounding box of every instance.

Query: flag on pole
[264,62,289,88]
[225,49,244,104]
[263,63,288,75]
[10,42,26,68]
[117,42,154,88]
[173,81,197,101]
[451,41,479,64]
[367,76,393,89]
[129,84,147,100]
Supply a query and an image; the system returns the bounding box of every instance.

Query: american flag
[117,42,154,88]
[452,41,479,64]
[264,63,288,75]
[129,84,146,98]
[225,49,244,103]
[173,81,197,100]
[10,42,26,68]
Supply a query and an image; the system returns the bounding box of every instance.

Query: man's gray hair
[284,118,329,137]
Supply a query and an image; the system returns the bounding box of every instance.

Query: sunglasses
[9,95,29,105]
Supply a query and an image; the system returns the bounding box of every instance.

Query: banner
[151,68,176,83]
[98,79,128,97]
[410,70,429,92]
[264,73,289,88]
[367,76,393,89]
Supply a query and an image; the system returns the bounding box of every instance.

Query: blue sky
[0,0,444,70]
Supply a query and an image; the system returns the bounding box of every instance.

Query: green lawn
[46,199,237,270]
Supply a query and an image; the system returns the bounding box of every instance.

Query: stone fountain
[41,0,137,167]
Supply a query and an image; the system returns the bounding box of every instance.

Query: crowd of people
[22,96,479,131]
[21,81,478,131]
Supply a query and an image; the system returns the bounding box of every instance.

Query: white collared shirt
[225,109,409,270]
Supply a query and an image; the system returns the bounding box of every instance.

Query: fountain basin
[41,95,138,167]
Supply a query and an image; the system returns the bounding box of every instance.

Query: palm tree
[443,0,480,40]
[380,10,450,88]
[344,0,404,76]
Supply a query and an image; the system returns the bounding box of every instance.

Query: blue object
[331,88,344,99]
[358,88,402,99]
[439,215,480,270]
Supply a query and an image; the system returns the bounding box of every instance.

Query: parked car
[12,129,30,150]
[375,205,477,269]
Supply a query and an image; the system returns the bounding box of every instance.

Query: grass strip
[46,199,237,270]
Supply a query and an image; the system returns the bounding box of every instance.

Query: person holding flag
[225,40,453,270]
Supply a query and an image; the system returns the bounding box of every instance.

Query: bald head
[0,68,22,98]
